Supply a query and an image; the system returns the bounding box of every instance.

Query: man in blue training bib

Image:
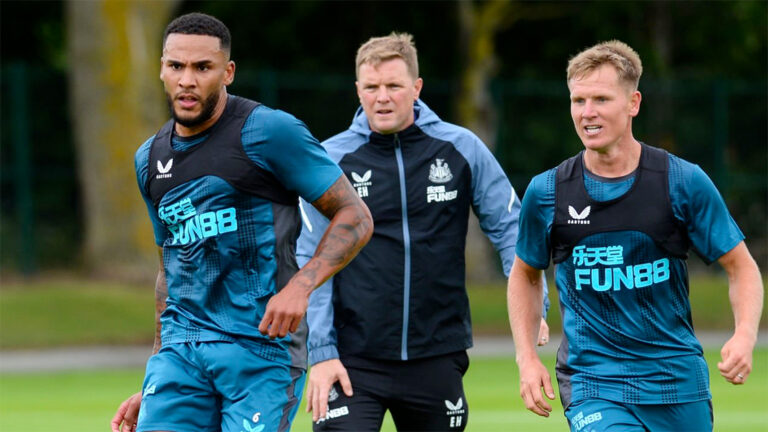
[507,40,763,431]
[110,12,373,432]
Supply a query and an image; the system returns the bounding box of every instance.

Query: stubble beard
[166,90,221,129]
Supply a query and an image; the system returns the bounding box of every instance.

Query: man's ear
[224,60,235,86]
[629,90,641,117]
[413,77,423,100]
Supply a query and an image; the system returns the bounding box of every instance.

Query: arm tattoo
[317,223,359,264]
[312,176,359,217]
[152,256,168,354]
[300,177,372,291]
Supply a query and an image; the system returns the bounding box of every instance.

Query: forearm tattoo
[153,267,168,354]
[300,178,372,292]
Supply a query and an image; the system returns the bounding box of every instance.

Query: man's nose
[178,67,196,88]
[375,86,390,102]
[582,100,597,118]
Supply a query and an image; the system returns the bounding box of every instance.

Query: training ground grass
[1,273,765,349]
[1,350,766,432]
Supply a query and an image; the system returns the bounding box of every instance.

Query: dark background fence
[2,64,765,274]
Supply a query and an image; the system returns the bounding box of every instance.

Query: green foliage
[0,279,154,349]
[1,65,81,272]
[1,0,765,274]
[1,350,765,432]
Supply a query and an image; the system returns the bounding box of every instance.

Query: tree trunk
[66,0,179,280]
[457,0,516,282]
[648,1,676,152]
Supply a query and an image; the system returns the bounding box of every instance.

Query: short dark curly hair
[163,12,231,54]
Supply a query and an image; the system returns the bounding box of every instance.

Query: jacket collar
[368,122,423,146]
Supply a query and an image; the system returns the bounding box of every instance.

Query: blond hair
[567,40,643,91]
[356,32,419,80]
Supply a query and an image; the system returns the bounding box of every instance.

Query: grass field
[0,279,155,349]
[0,274,766,431]
[1,273,765,349]
[468,271,768,336]
[1,349,766,432]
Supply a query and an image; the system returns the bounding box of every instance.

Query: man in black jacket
[297,33,549,431]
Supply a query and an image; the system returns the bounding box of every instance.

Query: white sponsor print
[156,158,173,179]
[571,410,603,431]
[568,205,591,224]
[328,386,339,402]
[429,159,453,183]
[351,170,372,198]
[427,159,457,203]
[427,185,457,203]
[240,411,265,432]
[315,406,350,424]
[445,397,465,429]
[445,397,465,415]
[351,170,371,183]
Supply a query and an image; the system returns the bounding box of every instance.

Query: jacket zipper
[394,133,411,361]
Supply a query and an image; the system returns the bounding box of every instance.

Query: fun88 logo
[572,245,670,291]
[158,197,238,245]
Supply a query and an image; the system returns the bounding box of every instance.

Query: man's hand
[716,242,763,385]
[110,392,142,432]
[305,359,353,422]
[537,318,550,346]
[718,331,755,385]
[260,177,372,340]
[508,257,554,416]
[258,284,309,339]
[517,355,556,417]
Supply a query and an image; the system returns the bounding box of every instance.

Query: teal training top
[517,149,743,407]
[135,96,342,368]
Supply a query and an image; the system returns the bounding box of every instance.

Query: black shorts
[313,351,470,432]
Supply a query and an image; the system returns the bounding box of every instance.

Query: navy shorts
[136,341,305,432]
[314,351,470,432]
[564,398,713,431]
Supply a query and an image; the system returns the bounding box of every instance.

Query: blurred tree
[456,0,565,281]
[66,0,180,278]
[457,0,515,281]
[1,1,80,272]
[1,0,763,275]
